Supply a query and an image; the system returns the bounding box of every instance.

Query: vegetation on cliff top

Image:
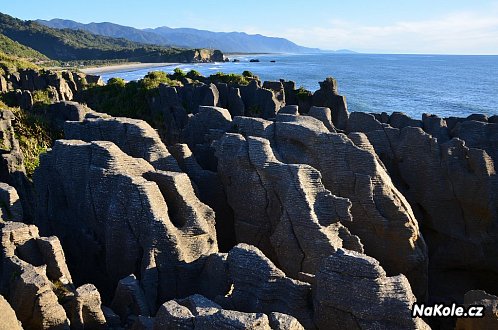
[0,99,61,176]
[0,51,40,75]
[0,33,49,63]
[78,69,253,134]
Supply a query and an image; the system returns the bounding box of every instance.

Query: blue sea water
[98,53,498,118]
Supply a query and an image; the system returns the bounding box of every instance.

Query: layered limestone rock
[365,125,498,302]
[0,221,106,329]
[147,83,188,144]
[312,78,349,130]
[0,294,23,330]
[111,274,151,324]
[214,133,363,279]
[46,101,96,131]
[170,143,235,251]
[219,244,314,329]
[0,182,23,221]
[452,120,498,165]
[308,106,336,132]
[239,80,282,119]
[34,140,218,307]
[66,284,107,330]
[180,83,219,114]
[183,106,233,171]
[268,312,304,330]
[456,290,498,329]
[0,110,34,221]
[231,114,428,299]
[64,115,181,172]
[313,249,430,330]
[8,69,102,101]
[154,294,272,329]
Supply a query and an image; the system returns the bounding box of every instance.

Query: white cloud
[260,10,498,54]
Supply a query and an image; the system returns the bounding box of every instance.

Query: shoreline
[80,62,179,75]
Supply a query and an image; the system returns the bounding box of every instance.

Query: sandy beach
[80,62,178,75]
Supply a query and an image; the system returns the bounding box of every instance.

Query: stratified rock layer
[34,140,218,306]
[313,249,429,330]
[229,114,428,299]
[214,133,362,278]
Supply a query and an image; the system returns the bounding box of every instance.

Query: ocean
[97,53,498,118]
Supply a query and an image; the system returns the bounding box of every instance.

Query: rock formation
[364,124,498,304]
[0,294,23,330]
[312,77,349,130]
[456,290,498,330]
[0,221,106,329]
[313,249,429,329]
[2,68,498,329]
[0,182,23,221]
[0,110,34,221]
[154,294,272,329]
[214,133,363,279]
[64,114,181,172]
[230,114,428,299]
[34,140,218,306]
[219,244,314,329]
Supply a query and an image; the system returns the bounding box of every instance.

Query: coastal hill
[38,18,321,53]
[0,33,50,63]
[0,12,224,64]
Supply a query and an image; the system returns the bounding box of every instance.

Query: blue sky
[3,0,498,54]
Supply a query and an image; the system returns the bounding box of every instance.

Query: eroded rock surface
[220,244,314,329]
[229,114,428,299]
[155,294,273,329]
[34,140,218,306]
[0,221,106,329]
[214,133,362,279]
[313,249,430,330]
[456,290,498,330]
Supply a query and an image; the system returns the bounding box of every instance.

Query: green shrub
[296,86,312,100]
[0,102,61,177]
[209,72,249,85]
[107,77,126,87]
[32,90,51,105]
[186,69,203,79]
[242,70,255,78]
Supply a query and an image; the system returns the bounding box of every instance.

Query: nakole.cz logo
[412,303,484,318]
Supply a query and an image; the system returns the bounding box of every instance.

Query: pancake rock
[154,294,272,329]
[64,115,181,172]
[0,294,23,330]
[365,125,498,302]
[313,249,430,330]
[232,114,428,299]
[170,143,235,251]
[0,182,23,221]
[183,106,233,171]
[312,78,349,130]
[34,140,218,307]
[0,221,106,329]
[0,110,34,221]
[219,244,314,329]
[214,132,362,278]
[456,290,498,330]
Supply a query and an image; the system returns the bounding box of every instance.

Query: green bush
[0,101,61,177]
[107,77,126,87]
[208,72,249,85]
[242,70,255,78]
[186,69,203,79]
[32,90,51,105]
[296,86,312,100]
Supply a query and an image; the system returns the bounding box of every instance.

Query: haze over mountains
[37,18,323,53]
